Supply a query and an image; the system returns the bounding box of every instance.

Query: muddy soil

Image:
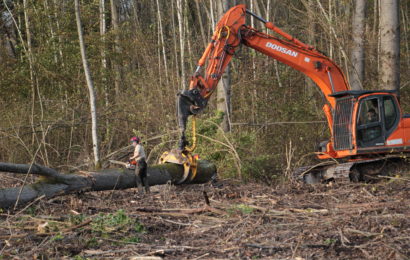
[0,172,409,259]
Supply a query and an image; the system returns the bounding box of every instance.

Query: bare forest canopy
[0,0,409,181]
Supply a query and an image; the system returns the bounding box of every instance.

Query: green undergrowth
[56,209,146,252]
[89,209,145,244]
[228,204,255,216]
[183,111,292,184]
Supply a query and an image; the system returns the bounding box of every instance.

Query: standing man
[129,136,150,194]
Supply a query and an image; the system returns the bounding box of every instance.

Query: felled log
[0,160,216,209]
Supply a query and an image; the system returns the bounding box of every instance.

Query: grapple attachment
[158,149,198,184]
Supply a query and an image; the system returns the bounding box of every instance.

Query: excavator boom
[178,5,350,149]
[176,5,410,183]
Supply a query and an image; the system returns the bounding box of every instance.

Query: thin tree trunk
[100,0,107,103]
[100,0,111,146]
[209,0,216,29]
[350,0,366,90]
[156,15,165,111]
[131,0,139,27]
[250,0,257,124]
[176,0,186,89]
[402,3,410,70]
[23,1,46,165]
[201,0,212,34]
[315,0,350,84]
[373,0,378,37]
[195,0,207,48]
[265,0,271,33]
[254,0,263,22]
[377,0,381,75]
[44,0,57,64]
[156,0,169,85]
[379,0,400,91]
[22,0,36,146]
[52,0,65,68]
[184,0,194,74]
[74,0,100,168]
[304,0,316,96]
[265,0,283,90]
[171,0,180,92]
[328,0,333,59]
[110,0,122,96]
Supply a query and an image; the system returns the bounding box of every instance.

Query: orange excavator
[161,5,410,183]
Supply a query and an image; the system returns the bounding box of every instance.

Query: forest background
[0,0,408,183]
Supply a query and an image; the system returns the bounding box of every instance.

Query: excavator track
[294,154,409,184]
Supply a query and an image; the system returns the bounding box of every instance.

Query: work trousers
[135,158,149,193]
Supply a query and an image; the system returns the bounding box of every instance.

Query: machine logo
[266,42,298,58]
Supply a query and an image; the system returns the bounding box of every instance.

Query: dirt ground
[0,171,409,259]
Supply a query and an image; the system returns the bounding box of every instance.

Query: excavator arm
[178,4,350,150]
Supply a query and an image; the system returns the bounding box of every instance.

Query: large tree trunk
[379,0,400,91]
[0,160,216,209]
[75,0,100,168]
[350,0,366,90]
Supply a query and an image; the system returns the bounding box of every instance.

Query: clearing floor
[0,172,409,259]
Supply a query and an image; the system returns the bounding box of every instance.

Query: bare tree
[176,0,186,89]
[302,0,317,97]
[195,0,207,48]
[350,0,366,90]
[100,0,108,103]
[23,0,37,146]
[400,3,410,71]
[402,2,410,70]
[170,0,180,91]
[216,0,234,132]
[328,0,333,59]
[110,0,122,96]
[100,0,111,138]
[379,0,400,91]
[74,0,100,168]
[156,0,169,85]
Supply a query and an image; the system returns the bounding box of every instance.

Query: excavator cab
[355,94,399,148]
[321,90,409,159]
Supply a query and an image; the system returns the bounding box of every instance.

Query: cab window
[383,96,397,131]
[358,98,379,125]
[357,98,382,144]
